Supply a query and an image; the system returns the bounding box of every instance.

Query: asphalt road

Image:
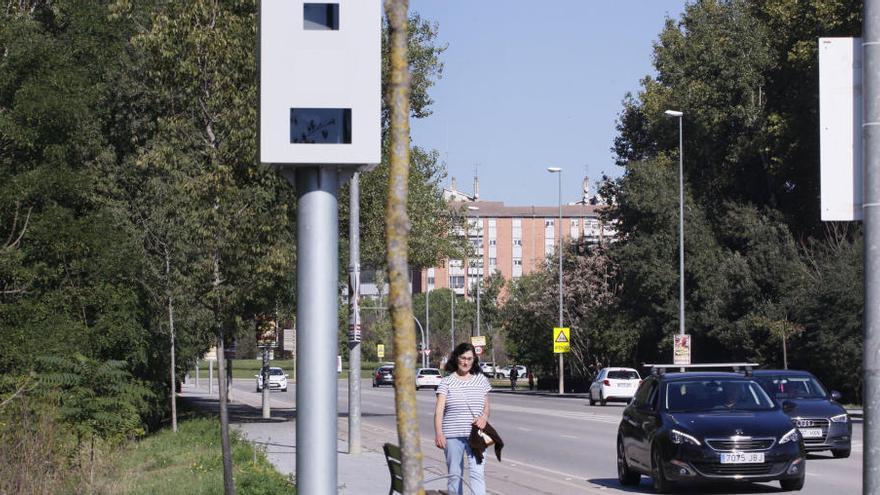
[226,378,863,494]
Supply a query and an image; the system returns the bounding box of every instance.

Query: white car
[415,368,442,390]
[255,366,288,392]
[588,367,640,406]
[480,362,498,377]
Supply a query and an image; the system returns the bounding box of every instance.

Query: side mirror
[782,400,796,413]
[830,390,842,401]
[284,374,289,378]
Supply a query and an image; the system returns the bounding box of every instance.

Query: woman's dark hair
[444,342,481,374]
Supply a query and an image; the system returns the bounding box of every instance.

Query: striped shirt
[437,372,491,438]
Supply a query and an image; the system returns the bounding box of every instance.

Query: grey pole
[414,316,427,369]
[450,289,455,352]
[287,166,339,494]
[209,359,213,395]
[261,346,270,419]
[548,167,564,395]
[426,288,430,365]
[863,4,880,492]
[664,109,686,371]
[195,361,199,389]
[348,172,362,455]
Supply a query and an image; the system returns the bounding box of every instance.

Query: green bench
[383,443,474,495]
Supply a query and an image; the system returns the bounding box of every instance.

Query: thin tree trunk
[215,251,235,495]
[167,251,178,433]
[384,2,424,494]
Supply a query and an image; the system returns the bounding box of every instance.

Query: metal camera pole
[348,172,362,455]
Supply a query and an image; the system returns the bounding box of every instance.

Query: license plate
[720,452,765,464]
[618,383,631,387]
[799,428,823,438]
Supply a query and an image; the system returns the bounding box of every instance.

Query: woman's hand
[435,432,446,449]
[473,414,488,429]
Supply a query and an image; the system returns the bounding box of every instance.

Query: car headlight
[670,429,701,446]
[779,428,801,445]
[831,413,849,423]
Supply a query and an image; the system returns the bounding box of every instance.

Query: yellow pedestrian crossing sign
[553,327,570,353]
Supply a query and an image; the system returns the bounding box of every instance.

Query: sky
[407,0,688,207]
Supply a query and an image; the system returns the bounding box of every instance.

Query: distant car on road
[415,368,442,390]
[617,367,806,492]
[752,369,851,458]
[372,365,394,387]
[255,367,288,392]
[589,367,641,406]
[480,362,498,378]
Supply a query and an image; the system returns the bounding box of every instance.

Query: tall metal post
[209,359,213,395]
[450,290,455,352]
[348,172,362,455]
[425,288,430,365]
[261,346,270,419]
[863,3,880,492]
[677,114,685,339]
[286,167,339,494]
[556,170,564,395]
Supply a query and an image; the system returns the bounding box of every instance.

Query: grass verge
[95,410,295,495]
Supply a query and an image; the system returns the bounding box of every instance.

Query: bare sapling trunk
[215,252,235,495]
[384,1,424,494]
[167,252,178,433]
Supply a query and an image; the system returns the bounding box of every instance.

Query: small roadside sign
[377,344,385,359]
[674,334,691,365]
[553,327,570,353]
[471,336,486,347]
[474,345,484,355]
[424,348,432,356]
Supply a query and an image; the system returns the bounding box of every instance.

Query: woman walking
[434,343,491,495]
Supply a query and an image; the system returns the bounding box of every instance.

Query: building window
[303,3,339,30]
[570,218,580,239]
[513,258,523,278]
[449,275,465,289]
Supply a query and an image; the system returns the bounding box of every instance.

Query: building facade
[420,178,616,295]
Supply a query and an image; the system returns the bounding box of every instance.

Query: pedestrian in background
[528,371,535,391]
[509,364,519,391]
[434,343,491,495]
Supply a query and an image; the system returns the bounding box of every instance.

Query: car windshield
[269,369,284,375]
[756,375,827,399]
[379,367,393,373]
[420,369,440,375]
[665,379,776,412]
[608,370,639,380]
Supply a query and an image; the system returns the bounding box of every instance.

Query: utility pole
[348,172,362,455]
[863,2,880,492]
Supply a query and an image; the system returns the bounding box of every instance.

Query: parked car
[372,365,395,387]
[496,365,527,379]
[255,367,288,392]
[752,369,851,458]
[415,368,443,390]
[480,362,498,377]
[617,367,806,493]
[589,367,641,406]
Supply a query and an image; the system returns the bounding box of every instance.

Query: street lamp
[467,205,481,337]
[664,110,685,341]
[547,167,564,395]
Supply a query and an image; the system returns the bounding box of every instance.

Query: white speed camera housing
[260,1,381,168]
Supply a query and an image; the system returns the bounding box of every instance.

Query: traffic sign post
[553,327,570,354]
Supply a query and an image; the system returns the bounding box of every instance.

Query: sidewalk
[178,380,611,494]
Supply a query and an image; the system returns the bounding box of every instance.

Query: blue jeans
[444,436,486,495]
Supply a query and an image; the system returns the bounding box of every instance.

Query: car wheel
[256,386,261,392]
[281,387,287,392]
[416,385,421,391]
[372,381,377,388]
[832,448,851,459]
[651,446,674,493]
[617,438,640,486]
[589,391,596,406]
[600,391,607,406]
[779,473,805,491]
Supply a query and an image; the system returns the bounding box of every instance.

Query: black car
[617,367,805,493]
[372,365,394,387]
[752,369,852,458]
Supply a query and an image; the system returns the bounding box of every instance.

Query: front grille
[694,462,775,476]
[792,417,830,444]
[706,438,775,451]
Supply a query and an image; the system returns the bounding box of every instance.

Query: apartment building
[420,177,616,294]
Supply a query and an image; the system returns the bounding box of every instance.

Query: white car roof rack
[643,362,760,377]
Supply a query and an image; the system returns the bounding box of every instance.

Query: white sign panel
[283,328,295,352]
[819,37,862,221]
[260,0,381,167]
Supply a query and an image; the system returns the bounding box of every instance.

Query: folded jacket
[468,422,504,464]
